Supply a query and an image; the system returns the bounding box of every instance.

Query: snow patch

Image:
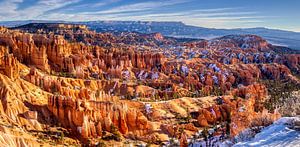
[234,117,300,147]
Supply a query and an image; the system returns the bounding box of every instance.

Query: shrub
[262,80,300,113]
[59,131,64,142]
[168,138,179,147]
[249,116,273,134]
[110,124,122,141]
[96,140,106,147]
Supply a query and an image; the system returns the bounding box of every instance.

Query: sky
[0,0,299,32]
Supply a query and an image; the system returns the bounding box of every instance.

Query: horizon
[1,19,300,33]
[0,0,299,32]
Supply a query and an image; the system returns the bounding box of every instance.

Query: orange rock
[180,132,188,147]
[197,114,209,127]
[48,95,152,141]
[0,53,20,79]
[23,111,38,120]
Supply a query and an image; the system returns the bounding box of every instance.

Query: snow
[200,74,205,82]
[238,106,246,112]
[145,103,152,114]
[267,40,288,47]
[210,108,217,118]
[151,72,159,80]
[223,58,230,64]
[212,75,219,84]
[208,64,221,72]
[234,117,300,147]
[122,70,130,79]
[181,65,189,74]
[264,52,271,58]
[138,70,144,79]
[187,117,299,147]
[77,127,82,134]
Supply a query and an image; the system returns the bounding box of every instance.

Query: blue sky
[0,0,299,32]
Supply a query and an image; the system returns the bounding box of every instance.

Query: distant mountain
[1,20,300,50]
[0,20,68,28]
[81,21,300,50]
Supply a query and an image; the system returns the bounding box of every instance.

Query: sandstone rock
[48,95,153,141]
[23,111,38,120]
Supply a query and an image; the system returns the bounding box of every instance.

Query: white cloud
[0,0,81,20]
[24,0,81,18]
[0,0,277,30]
[69,6,265,29]
[92,0,120,8]
[86,0,190,14]
[64,0,120,11]
[0,0,23,18]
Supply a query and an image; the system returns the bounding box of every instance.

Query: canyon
[0,23,299,146]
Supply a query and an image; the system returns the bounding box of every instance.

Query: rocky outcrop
[194,84,280,136]
[48,95,153,141]
[283,54,300,72]
[213,35,271,51]
[0,31,51,72]
[260,63,291,79]
[0,46,20,79]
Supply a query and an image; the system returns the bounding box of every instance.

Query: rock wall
[0,46,19,79]
[194,84,280,136]
[48,95,153,141]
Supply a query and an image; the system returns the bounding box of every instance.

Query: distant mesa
[12,23,88,33]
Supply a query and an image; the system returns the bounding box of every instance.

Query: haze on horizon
[0,0,299,32]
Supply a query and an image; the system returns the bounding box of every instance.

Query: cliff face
[0,28,166,80]
[0,46,20,79]
[48,95,153,141]
[216,35,271,51]
[192,83,280,134]
[284,54,300,72]
[0,69,54,146]
[0,30,51,72]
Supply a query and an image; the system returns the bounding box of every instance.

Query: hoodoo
[0,22,299,146]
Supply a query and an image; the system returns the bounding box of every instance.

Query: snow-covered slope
[234,117,300,147]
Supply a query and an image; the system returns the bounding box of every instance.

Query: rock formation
[0,24,298,146]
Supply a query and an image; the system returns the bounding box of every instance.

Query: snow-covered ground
[234,117,300,147]
[188,117,300,147]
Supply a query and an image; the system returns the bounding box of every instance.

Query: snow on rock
[122,70,130,79]
[181,65,189,75]
[212,75,219,85]
[233,117,300,147]
[145,103,152,114]
[208,63,221,72]
[151,72,159,80]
